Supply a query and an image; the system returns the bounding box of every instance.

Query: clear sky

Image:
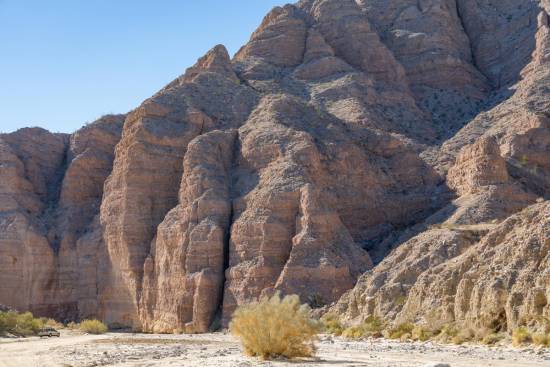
[0,0,287,134]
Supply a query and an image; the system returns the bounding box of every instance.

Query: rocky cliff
[1,0,548,334]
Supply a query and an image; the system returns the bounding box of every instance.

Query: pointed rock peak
[183,44,238,82]
[252,4,304,37]
[310,0,364,20]
[198,44,232,69]
[234,4,307,67]
[303,28,334,63]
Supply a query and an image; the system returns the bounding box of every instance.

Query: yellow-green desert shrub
[41,317,64,329]
[433,324,459,343]
[230,293,321,359]
[481,332,504,345]
[341,316,385,340]
[512,327,531,346]
[16,312,43,336]
[66,321,79,330]
[321,313,344,336]
[532,333,550,347]
[79,319,108,334]
[362,316,385,337]
[343,316,382,339]
[0,311,44,336]
[386,322,414,340]
[411,325,434,341]
[0,311,17,334]
[342,325,365,339]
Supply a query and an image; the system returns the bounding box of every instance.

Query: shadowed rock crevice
[140,129,238,333]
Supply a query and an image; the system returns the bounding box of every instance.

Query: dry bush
[532,333,550,346]
[321,313,343,336]
[433,324,459,343]
[66,321,79,330]
[512,327,531,346]
[385,322,414,340]
[80,319,108,334]
[230,292,321,359]
[0,311,44,336]
[342,316,385,340]
[342,325,365,339]
[481,332,504,345]
[41,318,64,329]
[411,325,434,341]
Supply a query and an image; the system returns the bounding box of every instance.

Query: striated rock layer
[1,0,549,334]
[336,6,550,332]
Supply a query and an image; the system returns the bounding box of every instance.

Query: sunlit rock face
[1,0,549,334]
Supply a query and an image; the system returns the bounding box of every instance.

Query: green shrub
[363,316,384,334]
[321,313,343,336]
[512,327,531,346]
[342,325,365,339]
[0,311,15,334]
[532,333,550,347]
[230,292,321,359]
[80,319,108,334]
[15,312,44,336]
[411,325,434,341]
[436,324,459,342]
[482,333,504,345]
[386,322,414,340]
[0,311,44,336]
[341,316,385,340]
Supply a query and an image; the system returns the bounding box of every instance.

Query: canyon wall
[1,0,548,333]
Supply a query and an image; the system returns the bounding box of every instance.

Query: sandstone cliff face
[0,117,124,319]
[1,0,549,334]
[336,5,550,332]
[0,129,67,315]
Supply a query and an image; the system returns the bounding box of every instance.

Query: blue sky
[0,0,287,133]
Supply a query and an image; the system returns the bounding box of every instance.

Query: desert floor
[1,331,550,367]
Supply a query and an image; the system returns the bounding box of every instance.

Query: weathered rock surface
[0,117,123,319]
[401,202,550,331]
[336,6,550,332]
[1,0,549,335]
[140,129,236,333]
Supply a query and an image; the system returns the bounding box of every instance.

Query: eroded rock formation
[336,5,550,332]
[1,0,549,334]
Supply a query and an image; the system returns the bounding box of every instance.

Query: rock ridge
[0,0,548,335]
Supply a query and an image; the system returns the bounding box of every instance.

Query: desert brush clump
[230,292,321,360]
[481,332,504,345]
[79,319,108,334]
[41,317,64,329]
[411,325,434,341]
[532,333,550,346]
[512,327,532,346]
[321,313,344,336]
[0,311,45,336]
[385,322,415,340]
[342,316,386,340]
[433,324,459,343]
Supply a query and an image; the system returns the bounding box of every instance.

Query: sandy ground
[1,331,550,367]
